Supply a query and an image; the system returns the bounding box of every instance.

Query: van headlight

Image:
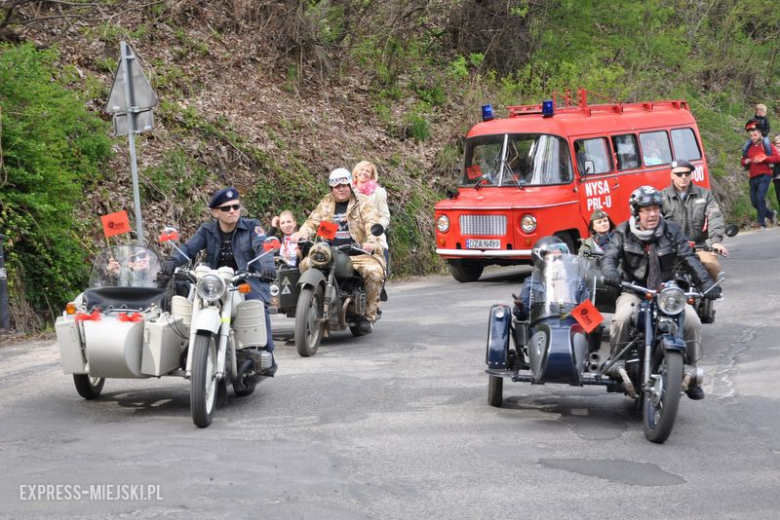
[657,286,686,315]
[521,214,537,233]
[197,274,226,301]
[436,215,450,233]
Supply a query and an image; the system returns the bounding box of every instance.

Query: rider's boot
[683,365,705,400]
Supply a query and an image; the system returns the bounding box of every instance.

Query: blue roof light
[482,104,494,122]
[542,100,554,118]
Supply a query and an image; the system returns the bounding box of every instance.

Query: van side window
[573,138,612,175]
[671,128,702,161]
[612,134,640,170]
[640,131,672,166]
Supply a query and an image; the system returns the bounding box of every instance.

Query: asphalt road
[1,228,779,519]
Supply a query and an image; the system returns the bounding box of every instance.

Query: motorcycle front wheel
[295,285,324,357]
[487,375,503,407]
[191,332,218,428]
[73,375,105,400]
[643,349,683,444]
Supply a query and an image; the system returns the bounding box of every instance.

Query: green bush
[0,43,112,332]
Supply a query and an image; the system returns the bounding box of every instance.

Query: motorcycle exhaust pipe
[588,352,601,372]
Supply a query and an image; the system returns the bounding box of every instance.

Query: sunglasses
[130,251,148,261]
[672,170,693,177]
[217,203,241,212]
[329,178,351,187]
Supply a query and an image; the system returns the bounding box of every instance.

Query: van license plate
[466,239,500,249]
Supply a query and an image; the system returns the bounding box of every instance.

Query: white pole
[120,41,144,245]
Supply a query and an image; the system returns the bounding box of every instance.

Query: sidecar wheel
[73,375,105,400]
[295,285,324,357]
[488,375,503,407]
[191,332,218,428]
[448,260,483,283]
[643,350,683,444]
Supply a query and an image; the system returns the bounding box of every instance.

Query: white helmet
[328,168,353,187]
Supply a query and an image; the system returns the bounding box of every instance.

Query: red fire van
[434,89,711,282]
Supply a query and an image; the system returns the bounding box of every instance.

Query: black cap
[670,159,695,173]
[209,187,240,208]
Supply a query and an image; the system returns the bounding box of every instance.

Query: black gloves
[161,260,177,278]
[702,284,722,300]
[259,266,277,282]
[603,272,622,288]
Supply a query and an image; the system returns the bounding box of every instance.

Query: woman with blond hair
[352,161,390,257]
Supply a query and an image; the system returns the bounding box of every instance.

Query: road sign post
[105,41,158,246]
[0,234,10,330]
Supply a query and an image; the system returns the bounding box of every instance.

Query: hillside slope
[1,0,778,332]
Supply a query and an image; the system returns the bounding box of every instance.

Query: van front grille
[459,215,506,236]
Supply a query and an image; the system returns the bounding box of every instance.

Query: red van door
[573,136,625,225]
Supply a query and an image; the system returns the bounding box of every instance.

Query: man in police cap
[160,187,277,374]
[661,159,728,281]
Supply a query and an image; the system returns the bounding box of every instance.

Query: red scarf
[355,180,379,196]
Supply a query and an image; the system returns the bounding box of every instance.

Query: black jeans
[774,177,780,213]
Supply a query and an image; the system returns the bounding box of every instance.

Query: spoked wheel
[191,332,218,428]
[73,375,105,400]
[295,285,324,357]
[488,375,503,407]
[448,260,483,283]
[698,298,715,324]
[643,349,683,443]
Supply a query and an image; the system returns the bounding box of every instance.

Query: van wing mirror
[583,160,595,175]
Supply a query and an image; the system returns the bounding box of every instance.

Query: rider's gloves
[702,283,722,300]
[258,266,276,282]
[512,302,524,320]
[160,260,177,279]
[603,272,622,288]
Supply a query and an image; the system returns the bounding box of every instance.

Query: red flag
[571,299,604,334]
[75,309,101,322]
[101,211,131,238]
[118,312,143,323]
[317,221,339,240]
[263,237,281,252]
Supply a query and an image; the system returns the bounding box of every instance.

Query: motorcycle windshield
[529,253,590,319]
[89,246,161,288]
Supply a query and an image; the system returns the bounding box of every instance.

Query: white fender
[192,306,221,336]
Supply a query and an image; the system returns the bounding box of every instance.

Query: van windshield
[462,134,573,187]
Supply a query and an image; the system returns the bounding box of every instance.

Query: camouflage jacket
[298,192,384,259]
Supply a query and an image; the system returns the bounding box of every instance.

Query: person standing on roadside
[742,121,780,230]
[773,135,780,213]
[742,103,772,157]
[661,160,728,281]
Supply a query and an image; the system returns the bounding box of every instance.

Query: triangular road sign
[106,43,158,113]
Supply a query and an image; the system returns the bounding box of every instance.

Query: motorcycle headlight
[521,214,537,233]
[436,215,450,233]
[309,242,332,267]
[197,274,226,302]
[657,286,686,315]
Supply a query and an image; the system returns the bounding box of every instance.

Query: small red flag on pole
[316,221,339,240]
[571,299,604,334]
[101,210,131,238]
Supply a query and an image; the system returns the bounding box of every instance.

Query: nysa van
[434,88,710,282]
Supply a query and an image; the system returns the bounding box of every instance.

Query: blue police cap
[209,187,240,208]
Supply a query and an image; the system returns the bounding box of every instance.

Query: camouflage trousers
[300,253,385,321]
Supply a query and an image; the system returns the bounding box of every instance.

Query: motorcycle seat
[83,287,168,313]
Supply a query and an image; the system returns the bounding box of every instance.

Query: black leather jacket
[602,219,713,289]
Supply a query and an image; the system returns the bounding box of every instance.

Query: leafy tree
[0,43,112,331]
